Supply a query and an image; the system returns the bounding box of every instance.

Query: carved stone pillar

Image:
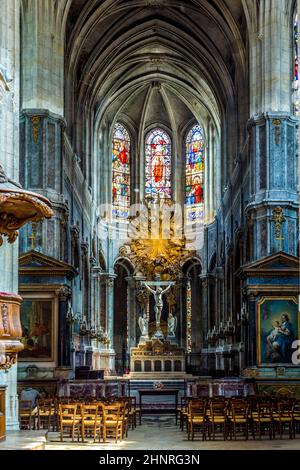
[106,274,116,352]
[56,285,71,367]
[125,276,136,351]
[200,275,209,347]
[91,264,101,331]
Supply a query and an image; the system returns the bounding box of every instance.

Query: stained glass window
[185,124,205,222]
[112,123,130,219]
[294,14,299,115]
[145,128,172,201]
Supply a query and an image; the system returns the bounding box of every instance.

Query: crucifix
[28,223,37,250]
[142,275,175,339]
[271,207,285,252]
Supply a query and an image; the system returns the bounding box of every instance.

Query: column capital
[56,285,72,301]
[125,276,135,287]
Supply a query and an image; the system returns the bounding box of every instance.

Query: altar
[130,339,186,378]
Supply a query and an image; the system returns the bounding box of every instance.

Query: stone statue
[144,283,172,327]
[167,312,177,337]
[138,312,149,340]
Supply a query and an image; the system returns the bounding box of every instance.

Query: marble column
[57,286,72,367]
[105,274,116,373]
[0,0,21,431]
[246,0,298,260]
[125,276,136,351]
[91,263,101,330]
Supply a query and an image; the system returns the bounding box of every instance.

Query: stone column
[91,263,101,330]
[209,124,215,219]
[246,0,298,260]
[204,122,210,223]
[125,276,136,351]
[200,275,209,347]
[0,0,22,432]
[20,0,71,258]
[105,274,116,373]
[56,286,72,367]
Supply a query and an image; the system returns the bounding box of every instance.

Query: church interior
[0,0,300,451]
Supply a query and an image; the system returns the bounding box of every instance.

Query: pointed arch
[112,123,131,219]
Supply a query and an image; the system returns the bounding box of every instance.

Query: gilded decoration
[241,368,260,378]
[31,116,41,144]
[131,338,184,358]
[271,207,285,251]
[120,200,195,279]
[0,353,17,370]
[272,119,281,145]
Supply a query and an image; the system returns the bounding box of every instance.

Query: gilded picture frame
[18,299,54,362]
[257,296,299,366]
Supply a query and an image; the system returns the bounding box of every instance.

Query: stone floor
[45,416,300,450]
[2,431,46,450]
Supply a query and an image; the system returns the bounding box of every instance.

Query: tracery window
[185,124,205,222]
[112,123,130,219]
[145,128,172,201]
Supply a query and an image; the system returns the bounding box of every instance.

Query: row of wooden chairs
[19,396,140,437]
[59,403,125,443]
[179,398,300,441]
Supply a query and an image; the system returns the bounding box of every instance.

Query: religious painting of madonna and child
[19,300,53,361]
[257,297,299,365]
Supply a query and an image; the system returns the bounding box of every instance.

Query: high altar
[130,339,186,378]
[119,200,194,378]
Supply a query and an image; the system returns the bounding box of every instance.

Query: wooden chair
[251,402,273,440]
[228,402,249,440]
[128,396,141,429]
[102,403,123,443]
[272,402,293,439]
[81,404,103,442]
[187,402,207,441]
[37,398,57,431]
[19,400,37,430]
[207,401,228,440]
[178,397,190,431]
[58,404,81,442]
[293,400,300,437]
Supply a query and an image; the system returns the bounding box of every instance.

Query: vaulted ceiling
[65,0,249,161]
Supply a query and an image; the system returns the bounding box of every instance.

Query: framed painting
[257,296,299,365]
[19,299,54,361]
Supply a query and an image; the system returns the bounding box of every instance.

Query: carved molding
[241,367,259,378]
[71,223,80,245]
[81,241,89,256]
[56,285,72,301]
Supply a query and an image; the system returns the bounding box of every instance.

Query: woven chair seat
[190,418,205,424]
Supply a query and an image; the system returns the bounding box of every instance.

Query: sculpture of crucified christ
[144,283,172,327]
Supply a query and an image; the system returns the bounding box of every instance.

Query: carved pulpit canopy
[0,165,53,245]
